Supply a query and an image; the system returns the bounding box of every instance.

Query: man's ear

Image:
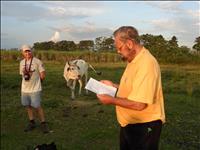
[126,39,134,49]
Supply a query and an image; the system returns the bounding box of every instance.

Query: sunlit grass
[1,60,200,150]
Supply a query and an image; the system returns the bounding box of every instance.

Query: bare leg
[36,107,49,133]
[26,106,34,120]
[24,106,36,132]
[36,107,45,122]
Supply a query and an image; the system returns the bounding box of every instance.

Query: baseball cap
[21,44,32,52]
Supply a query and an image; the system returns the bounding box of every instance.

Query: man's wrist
[115,88,118,98]
[113,83,119,88]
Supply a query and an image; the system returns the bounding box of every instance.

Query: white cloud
[48,7,66,16]
[1,1,198,49]
[47,22,113,42]
[151,20,177,31]
[50,31,60,43]
[145,1,183,13]
[148,17,198,47]
[1,1,106,22]
[195,22,200,26]
[47,6,104,19]
[144,1,199,48]
[186,9,200,17]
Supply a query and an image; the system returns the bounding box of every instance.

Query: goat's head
[65,61,81,80]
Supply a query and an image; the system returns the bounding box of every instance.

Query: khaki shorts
[21,91,41,108]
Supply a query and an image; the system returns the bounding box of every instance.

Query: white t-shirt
[20,57,45,93]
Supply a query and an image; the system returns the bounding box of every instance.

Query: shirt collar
[129,46,146,64]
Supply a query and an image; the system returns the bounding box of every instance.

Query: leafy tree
[54,40,76,51]
[95,36,105,50]
[193,36,200,52]
[78,40,94,50]
[179,46,190,54]
[95,36,114,51]
[168,36,178,47]
[140,34,168,58]
[33,41,54,50]
[67,41,77,51]
[33,40,76,51]
[103,36,114,50]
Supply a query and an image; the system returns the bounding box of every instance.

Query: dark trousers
[120,120,162,150]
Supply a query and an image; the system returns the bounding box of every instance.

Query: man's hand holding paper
[85,78,117,97]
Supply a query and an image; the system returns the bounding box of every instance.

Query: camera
[24,72,31,81]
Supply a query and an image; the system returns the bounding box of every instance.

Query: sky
[1,1,200,49]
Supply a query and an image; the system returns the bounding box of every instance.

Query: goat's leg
[85,72,89,94]
[71,80,76,100]
[78,79,82,95]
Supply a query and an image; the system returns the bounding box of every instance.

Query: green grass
[1,60,200,150]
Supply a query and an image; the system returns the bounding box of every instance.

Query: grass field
[1,60,200,150]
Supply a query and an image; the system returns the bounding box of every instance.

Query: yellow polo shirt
[116,47,165,127]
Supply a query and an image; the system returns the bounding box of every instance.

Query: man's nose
[117,50,121,54]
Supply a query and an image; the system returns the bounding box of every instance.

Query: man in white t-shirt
[19,44,49,133]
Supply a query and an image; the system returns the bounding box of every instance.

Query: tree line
[32,34,200,64]
[33,36,115,51]
[33,35,200,53]
[1,34,199,64]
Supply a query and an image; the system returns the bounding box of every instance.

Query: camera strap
[25,57,33,73]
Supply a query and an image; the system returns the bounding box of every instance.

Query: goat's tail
[88,64,102,75]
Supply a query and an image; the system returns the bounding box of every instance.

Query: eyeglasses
[24,50,31,53]
[115,42,126,52]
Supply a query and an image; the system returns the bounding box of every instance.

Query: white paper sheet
[85,78,117,97]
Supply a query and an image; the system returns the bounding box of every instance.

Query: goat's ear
[77,66,80,70]
[74,60,78,65]
[68,61,71,66]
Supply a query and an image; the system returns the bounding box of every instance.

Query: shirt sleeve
[128,61,158,104]
[19,61,23,75]
[38,60,45,73]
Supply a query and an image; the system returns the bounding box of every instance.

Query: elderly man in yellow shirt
[97,26,165,150]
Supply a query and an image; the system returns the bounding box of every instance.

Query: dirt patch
[62,100,100,118]
[70,100,99,107]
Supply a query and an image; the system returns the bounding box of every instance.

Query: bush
[1,49,200,64]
